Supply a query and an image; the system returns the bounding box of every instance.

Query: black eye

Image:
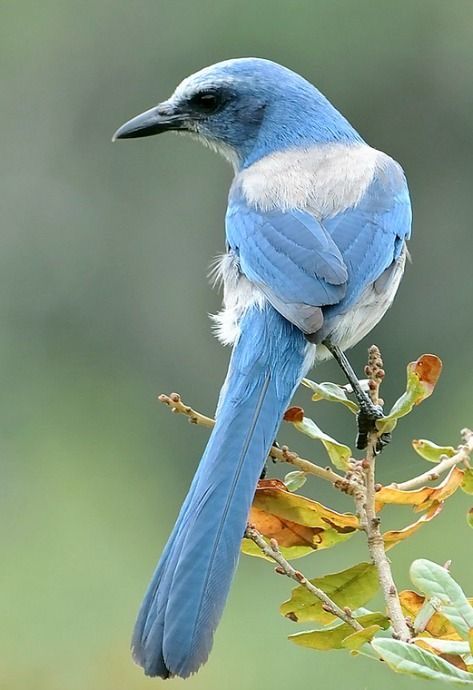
[189,90,222,114]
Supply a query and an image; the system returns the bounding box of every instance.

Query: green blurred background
[2,1,473,688]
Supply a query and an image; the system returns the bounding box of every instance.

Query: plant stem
[359,437,412,641]
[356,346,411,642]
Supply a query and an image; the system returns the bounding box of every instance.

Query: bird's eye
[189,91,222,114]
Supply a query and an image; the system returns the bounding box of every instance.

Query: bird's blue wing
[323,173,411,314]
[226,195,348,332]
[226,164,411,334]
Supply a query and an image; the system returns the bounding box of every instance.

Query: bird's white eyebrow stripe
[234,143,390,218]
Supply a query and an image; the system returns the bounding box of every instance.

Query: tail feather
[132,305,311,677]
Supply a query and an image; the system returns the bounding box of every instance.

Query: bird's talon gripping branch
[356,403,385,450]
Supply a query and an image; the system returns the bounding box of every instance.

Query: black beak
[112,103,185,141]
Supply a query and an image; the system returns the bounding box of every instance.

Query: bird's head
[113,58,361,169]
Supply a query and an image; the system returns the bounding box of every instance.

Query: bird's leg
[322,340,388,451]
[260,438,280,479]
[323,340,381,415]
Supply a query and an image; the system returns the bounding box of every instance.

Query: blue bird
[113,58,411,678]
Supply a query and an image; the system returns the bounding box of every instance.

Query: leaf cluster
[241,354,473,685]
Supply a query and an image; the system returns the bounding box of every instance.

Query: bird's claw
[356,403,390,452]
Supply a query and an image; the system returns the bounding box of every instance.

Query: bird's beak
[112,103,185,141]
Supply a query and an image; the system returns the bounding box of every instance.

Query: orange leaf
[248,506,321,549]
[383,502,444,550]
[440,654,468,672]
[412,354,443,395]
[284,406,305,423]
[376,467,464,512]
[242,479,359,559]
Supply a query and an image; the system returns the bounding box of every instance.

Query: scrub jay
[113,58,411,678]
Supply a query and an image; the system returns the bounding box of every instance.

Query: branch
[389,428,473,491]
[355,346,412,642]
[269,444,353,490]
[158,392,355,490]
[244,525,363,632]
[158,392,214,428]
[358,440,411,641]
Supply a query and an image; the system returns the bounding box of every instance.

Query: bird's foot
[356,399,390,452]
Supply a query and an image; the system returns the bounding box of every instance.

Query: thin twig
[158,392,355,490]
[390,428,473,491]
[158,393,214,428]
[269,444,353,489]
[245,525,363,632]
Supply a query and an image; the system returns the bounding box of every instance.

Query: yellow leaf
[289,613,389,651]
[412,439,456,463]
[302,378,359,413]
[341,624,382,650]
[462,469,473,496]
[280,562,378,624]
[287,415,352,470]
[377,354,442,434]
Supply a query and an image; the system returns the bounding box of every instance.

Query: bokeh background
[2,1,473,688]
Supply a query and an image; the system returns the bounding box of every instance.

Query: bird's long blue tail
[131,305,310,678]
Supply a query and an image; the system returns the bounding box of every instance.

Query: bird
[113,57,411,679]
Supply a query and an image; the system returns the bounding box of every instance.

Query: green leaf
[410,559,473,636]
[467,508,473,529]
[377,355,442,434]
[462,469,473,496]
[302,378,359,413]
[412,439,456,463]
[283,470,307,492]
[289,613,389,651]
[280,562,379,624]
[441,604,472,639]
[292,416,352,470]
[372,638,473,685]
